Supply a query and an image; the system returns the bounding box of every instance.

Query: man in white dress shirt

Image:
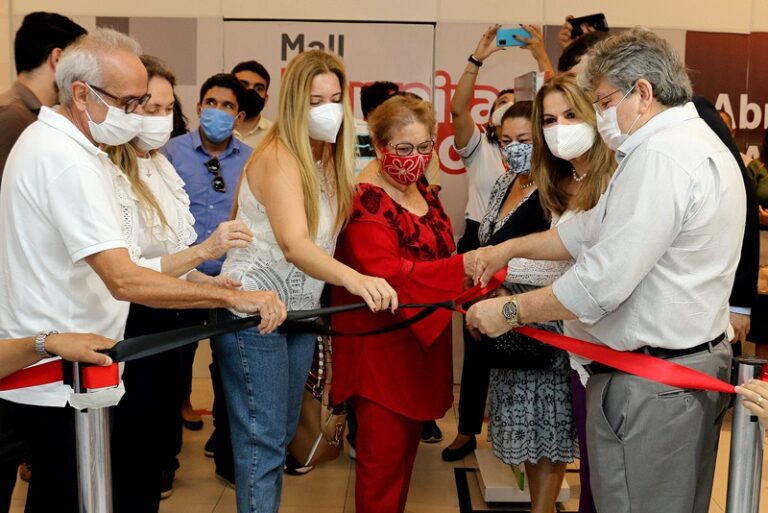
[467,28,745,513]
[0,28,285,513]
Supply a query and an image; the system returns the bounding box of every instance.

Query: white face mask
[543,122,596,161]
[595,84,640,151]
[491,102,514,127]
[133,114,174,152]
[307,102,344,143]
[85,85,143,146]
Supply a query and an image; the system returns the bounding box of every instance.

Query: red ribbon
[453,269,507,313]
[0,361,120,392]
[456,267,734,394]
[516,326,735,393]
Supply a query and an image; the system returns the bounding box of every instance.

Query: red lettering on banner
[347,70,501,176]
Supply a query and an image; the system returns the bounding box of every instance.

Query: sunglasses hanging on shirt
[205,158,226,193]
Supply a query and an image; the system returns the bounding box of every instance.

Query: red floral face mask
[378,148,432,186]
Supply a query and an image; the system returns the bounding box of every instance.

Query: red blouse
[331,182,465,421]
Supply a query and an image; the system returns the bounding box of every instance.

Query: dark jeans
[0,461,13,513]
[111,304,207,513]
[1,401,78,513]
[455,218,490,436]
[456,329,491,435]
[0,398,24,513]
[209,337,234,480]
[570,371,596,513]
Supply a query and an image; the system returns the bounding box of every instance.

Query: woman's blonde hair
[367,94,436,146]
[256,50,355,237]
[104,55,176,232]
[531,73,615,217]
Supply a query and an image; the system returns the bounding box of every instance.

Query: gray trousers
[586,340,732,513]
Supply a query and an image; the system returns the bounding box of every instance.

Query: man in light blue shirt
[467,28,745,513]
[163,73,252,276]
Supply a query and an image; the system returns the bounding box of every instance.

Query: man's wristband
[468,54,483,67]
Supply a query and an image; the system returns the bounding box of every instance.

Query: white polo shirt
[0,107,129,407]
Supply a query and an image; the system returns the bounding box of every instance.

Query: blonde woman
[104,55,257,512]
[213,50,398,513]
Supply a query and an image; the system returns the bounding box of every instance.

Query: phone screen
[496,27,531,47]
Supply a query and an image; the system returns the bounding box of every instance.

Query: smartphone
[496,27,531,47]
[570,13,609,38]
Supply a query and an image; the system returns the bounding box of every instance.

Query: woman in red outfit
[332,95,476,513]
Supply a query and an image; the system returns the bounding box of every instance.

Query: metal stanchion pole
[726,356,767,513]
[73,362,114,513]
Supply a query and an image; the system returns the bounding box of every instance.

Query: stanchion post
[72,362,113,513]
[726,356,767,513]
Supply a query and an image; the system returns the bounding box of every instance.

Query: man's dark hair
[199,73,246,111]
[231,60,271,89]
[557,31,611,73]
[361,81,399,119]
[14,12,86,74]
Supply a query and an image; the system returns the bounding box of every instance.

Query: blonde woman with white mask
[104,55,258,512]
[213,50,398,513]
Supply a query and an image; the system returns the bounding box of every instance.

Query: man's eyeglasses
[387,140,435,157]
[88,84,151,114]
[593,84,636,114]
[206,158,226,193]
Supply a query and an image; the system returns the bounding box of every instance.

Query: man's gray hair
[579,27,692,107]
[56,28,142,105]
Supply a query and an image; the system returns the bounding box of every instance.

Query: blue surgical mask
[200,108,235,143]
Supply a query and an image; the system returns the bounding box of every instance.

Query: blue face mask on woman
[200,108,236,143]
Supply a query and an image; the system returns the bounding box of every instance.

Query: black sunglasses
[206,158,226,193]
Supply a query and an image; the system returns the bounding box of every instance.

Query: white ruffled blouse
[108,153,197,273]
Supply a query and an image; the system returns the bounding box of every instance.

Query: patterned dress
[478,171,577,465]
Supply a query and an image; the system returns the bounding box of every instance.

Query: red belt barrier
[0,360,120,391]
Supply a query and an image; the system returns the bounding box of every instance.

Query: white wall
[4,0,768,90]
[8,0,768,29]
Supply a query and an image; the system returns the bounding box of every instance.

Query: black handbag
[482,329,557,370]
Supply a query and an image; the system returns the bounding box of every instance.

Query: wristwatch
[501,296,521,327]
[35,330,59,358]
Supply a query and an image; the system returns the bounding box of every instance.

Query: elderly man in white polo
[0,28,285,513]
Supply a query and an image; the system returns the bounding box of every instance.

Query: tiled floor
[9,380,768,513]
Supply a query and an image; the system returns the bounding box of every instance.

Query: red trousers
[353,397,423,513]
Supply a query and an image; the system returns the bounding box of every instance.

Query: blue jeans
[213,309,316,513]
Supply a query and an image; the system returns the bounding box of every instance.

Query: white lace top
[221,165,338,314]
[107,154,197,272]
[477,172,572,288]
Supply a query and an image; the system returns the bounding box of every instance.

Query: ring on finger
[758,396,764,406]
